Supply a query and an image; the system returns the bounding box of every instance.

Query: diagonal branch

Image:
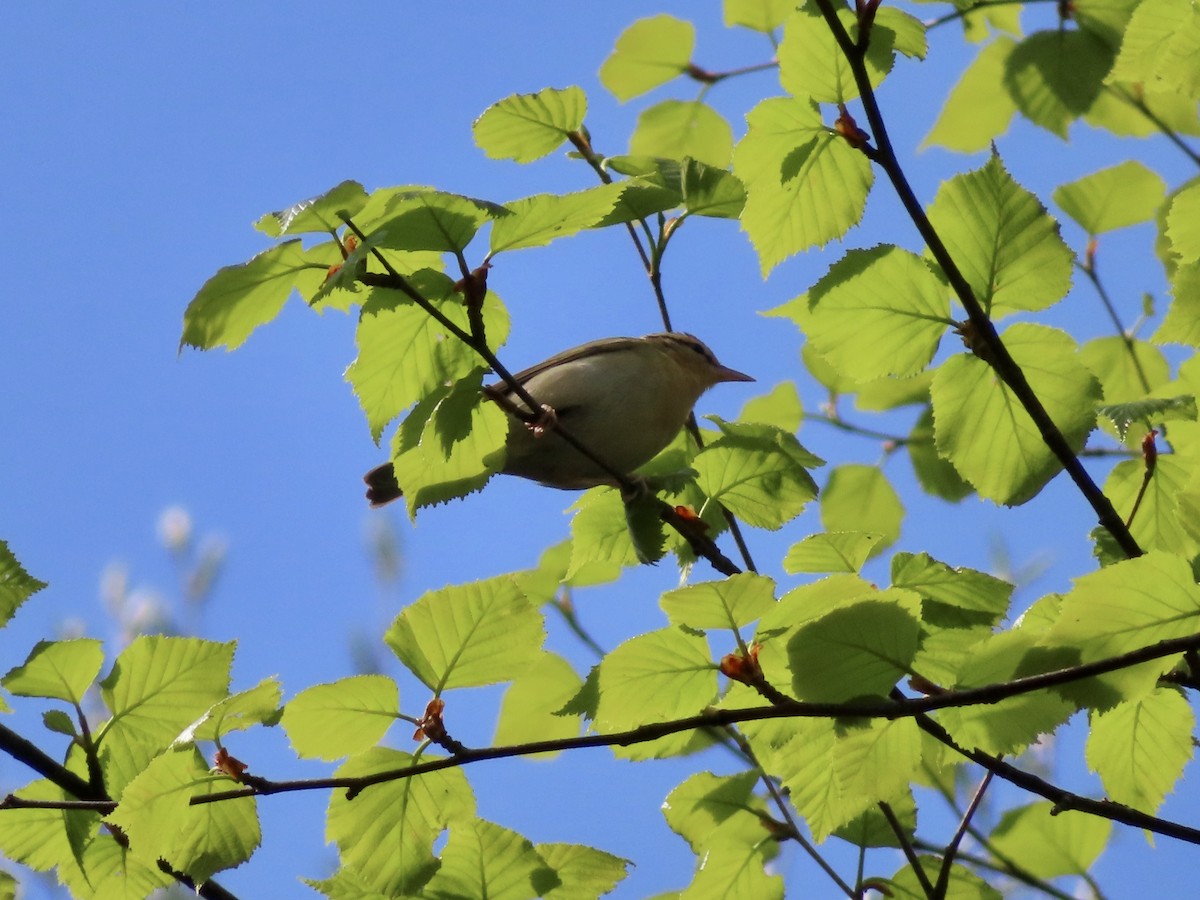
[808,0,1141,559]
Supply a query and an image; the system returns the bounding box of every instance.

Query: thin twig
[880,800,935,896]
[935,770,994,897]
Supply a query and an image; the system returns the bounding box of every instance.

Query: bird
[364,332,753,506]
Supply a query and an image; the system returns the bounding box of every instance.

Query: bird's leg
[528,403,558,438]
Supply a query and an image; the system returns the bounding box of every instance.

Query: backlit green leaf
[931,324,1099,505]
[629,100,734,168]
[490,183,631,253]
[693,418,821,529]
[788,598,921,701]
[927,154,1073,318]
[659,572,777,630]
[779,6,895,103]
[281,675,399,761]
[254,180,368,237]
[1166,181,1200,263]
[735,97,873,274]
[924,37,1018,151]
[494,653,583,752]
[421,817,558,900]
[326,747,474,895]
[3,639,103,704]
[1106,0,1200,98]
[1054,161,1166,234]
[1048,551,1200,704]
[595,626,717,740]
[181,241,325,351]
[473,86,587,162]
[0,541,45,627]
[537,843,630,899]
[819,464,903,554]
[599,15,694,102]
[384,574,544,692]
[783,532,884,574]
[723,0,793,32]
[989,802,1113,878]
[805,246,951,380]
[1005,30,1115,138]
[1086,687,1195,811]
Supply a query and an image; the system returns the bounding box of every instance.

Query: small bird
[364,332,753,506]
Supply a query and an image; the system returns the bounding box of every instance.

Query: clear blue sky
[2,3,1197,897]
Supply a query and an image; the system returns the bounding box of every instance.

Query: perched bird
[364,332,753,507]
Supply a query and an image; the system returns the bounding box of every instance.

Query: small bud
[1142,429,1159,474]
[213,747,248,781]
[413,698,447,743]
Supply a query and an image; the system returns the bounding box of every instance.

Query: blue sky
[2,3,1198,897]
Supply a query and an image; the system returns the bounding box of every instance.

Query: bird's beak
[715,364,754,384]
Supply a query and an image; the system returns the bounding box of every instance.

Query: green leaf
[931,323,1099,506]
[595,626,717,755]
[566,488,644,578]
[939,629,1075,754]
[783,532,884,574]
[537,843,629,899]
[105,746,260,885]
[924,37,1018,152]
[1166,181,1200,263]
[0,779,99,873]
[1081,335,1171,406]
[891,552,1013,622]
[772,717,920,839]
[908,405,975,502]
[662,771,766,851]
[58,835,173,898]
[180,677,282,744]
[386,575,543,693]
[1152,260,1200,346]
[344,274,509,441]
[989,802,1113,878]
[734,97,873,274]
[876,8,929,61]
[1048,551,1200,705]
[927,154,1073,318]
[693,417,822,530]
[1086,687,1195,811]
[1098,396,1197,439]
[473,86,587,162]
[660,573,777,630]
[779,6,896,103]
[723,0,793,32]
[326,747,474,895]
[370,190,492,253]
[1103,456,1200,558]
[390,372,510,516]
[629,100,734,168]
[96,637,234,794]
[493,653,583,752]
[181,241,325,351]
[788,598,921,701]
[0,541,46,627]
[833,789,917,848]
[3,639,103,704]
[599,15,694,102]
[1054,161,1167,234]
[1005,30,1116,138]
[738,381,802,431]
[421,817,559,899]
[886,860,1001,899]
[490,183,631,253]
[804,246,951,380]
[680,841,783,899]
[1106,0,1200,98]
[819,464,903,554]
[254,180,368,237]
[281,675,399,761]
